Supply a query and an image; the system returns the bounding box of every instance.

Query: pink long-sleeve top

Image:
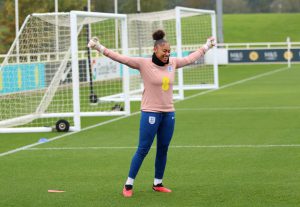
[103,48,206,112]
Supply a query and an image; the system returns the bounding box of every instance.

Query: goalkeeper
[88,30,215,197]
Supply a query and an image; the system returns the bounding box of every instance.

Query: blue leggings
[128,111,175,179]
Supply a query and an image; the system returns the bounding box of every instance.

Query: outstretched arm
[88,37,141,70]
[175,37,216,69]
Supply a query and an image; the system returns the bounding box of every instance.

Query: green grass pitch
[1,63,300,206]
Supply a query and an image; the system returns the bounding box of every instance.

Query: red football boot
[122,185,133,197]
[152,183,172,193]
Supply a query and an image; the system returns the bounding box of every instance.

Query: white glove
[202,37,216,53]
[88,37,105,53]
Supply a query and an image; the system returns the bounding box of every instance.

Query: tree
[141,0,167,12]
[118,0,167,13]
[118,0,138,13]
[94,0,114,13]
[246,0,275,13]
[223,0,250,13]
[0,0,15,53]
[181,0,215,9]
[0,0,89,54]
[270,0,300,12]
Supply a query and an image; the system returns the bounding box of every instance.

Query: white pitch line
[176,106,300,111]
[181,66,289,101]
[0,114,140,157]
[26,144,300,151]
[169,144,300,148]
[0,66,290,157]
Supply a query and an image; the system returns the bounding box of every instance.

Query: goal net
[125,6,219,100]
[0,11,130,133]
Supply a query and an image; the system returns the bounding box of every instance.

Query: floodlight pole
[15,0,19,63]
[287,37,291,68]
[55,0,59,57]
[87,0,91,11]
[216,0,224,43]
[136,0,142,56]
[137,0,141,13]
[55,0,58,12]
[115,0,118,49]
[15,0,19,38]
[87,0,92,41]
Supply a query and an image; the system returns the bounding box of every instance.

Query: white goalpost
[0,11,130,133]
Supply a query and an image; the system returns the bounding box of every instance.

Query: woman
[88,30,215,197]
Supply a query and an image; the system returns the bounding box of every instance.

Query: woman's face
[154,43,171,63]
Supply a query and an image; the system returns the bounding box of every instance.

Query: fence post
[287,37,291,68]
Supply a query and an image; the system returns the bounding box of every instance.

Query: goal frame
[175,7,219,99]
[105,6,219,102]
[0,11,130,133]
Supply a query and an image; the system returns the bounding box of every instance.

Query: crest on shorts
[149,116,156,124]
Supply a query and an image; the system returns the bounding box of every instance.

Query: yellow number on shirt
[162,76,170,91]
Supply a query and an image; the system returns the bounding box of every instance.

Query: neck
[152,53,169,66]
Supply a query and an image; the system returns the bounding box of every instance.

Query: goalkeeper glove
[202,37,216,53]
[88,37,105,54]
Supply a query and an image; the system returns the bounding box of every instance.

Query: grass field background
[223,13,300,42]
[1,11,300,207]
[1,63,300,206]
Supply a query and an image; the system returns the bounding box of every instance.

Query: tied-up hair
[153,30,168,47]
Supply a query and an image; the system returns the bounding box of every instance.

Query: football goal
[0,11,130,133]
[102,6,219,102]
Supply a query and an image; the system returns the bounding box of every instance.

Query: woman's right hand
[88,37,105,53]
